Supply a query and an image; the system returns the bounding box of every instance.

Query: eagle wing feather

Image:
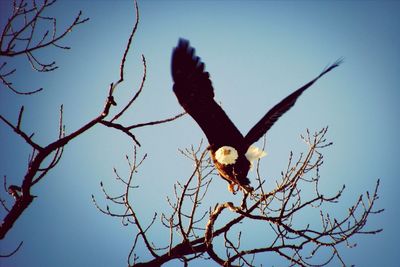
[244,59,343,147]
[172,39,244,149]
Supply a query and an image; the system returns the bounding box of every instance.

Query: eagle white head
[215,146,238,165]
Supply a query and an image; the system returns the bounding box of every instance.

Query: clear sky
[1,0,399,266]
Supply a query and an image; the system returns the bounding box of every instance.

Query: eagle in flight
[171,38,341,194]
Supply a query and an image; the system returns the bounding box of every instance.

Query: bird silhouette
[171,38,341,194]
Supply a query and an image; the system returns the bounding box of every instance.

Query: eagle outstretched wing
[171,39,244,149]
[171,38,341,194]
[244,59,343,147]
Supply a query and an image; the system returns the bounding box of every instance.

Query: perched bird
[171,38,341,194]
[8,185,22,200]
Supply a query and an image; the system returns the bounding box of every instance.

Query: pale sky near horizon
[1,1,399,266]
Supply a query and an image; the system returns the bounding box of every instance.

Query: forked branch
[0,0,183,242]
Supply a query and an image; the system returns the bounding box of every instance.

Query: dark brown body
[208,145,252,193]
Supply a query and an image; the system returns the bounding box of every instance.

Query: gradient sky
[1,1,399,266]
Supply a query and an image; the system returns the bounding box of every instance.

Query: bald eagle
[171,39,341,194]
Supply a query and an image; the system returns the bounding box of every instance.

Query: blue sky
[1,0,399,266]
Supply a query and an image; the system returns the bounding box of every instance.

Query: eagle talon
[228,183,238,194]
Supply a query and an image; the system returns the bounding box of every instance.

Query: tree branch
[0,0,89,94]
[114,128,382,266]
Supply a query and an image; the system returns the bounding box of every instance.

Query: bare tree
[0,0,183,255]
[94,128,382,267]
[1,0,382,266]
